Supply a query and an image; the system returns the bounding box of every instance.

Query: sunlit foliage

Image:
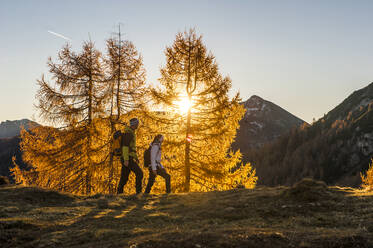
[13,29,257,195]
[361,159,373,191]
[149,29,257,192]
[12,36,148,195]
[24,41,107,195]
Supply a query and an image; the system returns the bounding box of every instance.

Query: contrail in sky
[47,30,72,41]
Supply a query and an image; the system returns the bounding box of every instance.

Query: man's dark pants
[145,166,171,194]
[117,157,143,194]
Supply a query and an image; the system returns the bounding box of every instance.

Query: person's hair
[152,134,163,144]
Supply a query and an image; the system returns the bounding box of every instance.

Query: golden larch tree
[103,27,148,193]
[150,29,257,192]
[14,41,108,195]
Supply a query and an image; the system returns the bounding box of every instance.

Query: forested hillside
[0,137,26,182]
[244,83,373,187]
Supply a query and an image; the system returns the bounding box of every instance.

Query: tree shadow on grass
[43,194,181,247]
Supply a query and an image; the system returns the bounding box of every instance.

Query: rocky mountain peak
[247,95,264,102]
[244,95,275,118]
[245,94,265,104]
[233,95,305,151]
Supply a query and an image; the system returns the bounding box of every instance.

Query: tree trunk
[184,43,192,192]
[86,51,93,195]
[108,120,115,194]
[184,106,192,192]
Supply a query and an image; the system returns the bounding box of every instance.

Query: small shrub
[361,159,373,191]
[282,178,331,202]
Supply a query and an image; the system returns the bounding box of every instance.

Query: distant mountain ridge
[0,136,24,182]
[0,119,38,181]
[0,119,38,138]
[323,82,373,126]
[245,82,373,187]
[233,95,306,152]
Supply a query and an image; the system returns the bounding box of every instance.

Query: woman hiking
[144,134,171,194]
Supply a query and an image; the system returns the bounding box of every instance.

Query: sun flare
[174,96,193,114]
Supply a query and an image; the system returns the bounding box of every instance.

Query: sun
[174,96,193,114]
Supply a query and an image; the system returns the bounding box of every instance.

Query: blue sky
[1,0,373,124]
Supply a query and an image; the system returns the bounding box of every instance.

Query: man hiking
[144,134,171,194]
[117,118,143,195]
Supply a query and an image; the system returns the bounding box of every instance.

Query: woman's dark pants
[145,166,171,194]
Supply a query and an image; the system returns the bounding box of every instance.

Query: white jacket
[150,143,163,170]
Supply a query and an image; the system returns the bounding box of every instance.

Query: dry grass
[1,178,373,248]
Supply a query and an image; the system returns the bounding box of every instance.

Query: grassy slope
[1,179,373,248]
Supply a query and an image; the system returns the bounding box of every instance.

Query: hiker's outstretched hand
[124,160,129,167]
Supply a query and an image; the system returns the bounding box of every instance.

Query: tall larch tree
[14,41,107,195]
[103,26,148,193]
[150,29,257,192]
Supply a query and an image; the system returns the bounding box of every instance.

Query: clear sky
[1,0,373,124]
